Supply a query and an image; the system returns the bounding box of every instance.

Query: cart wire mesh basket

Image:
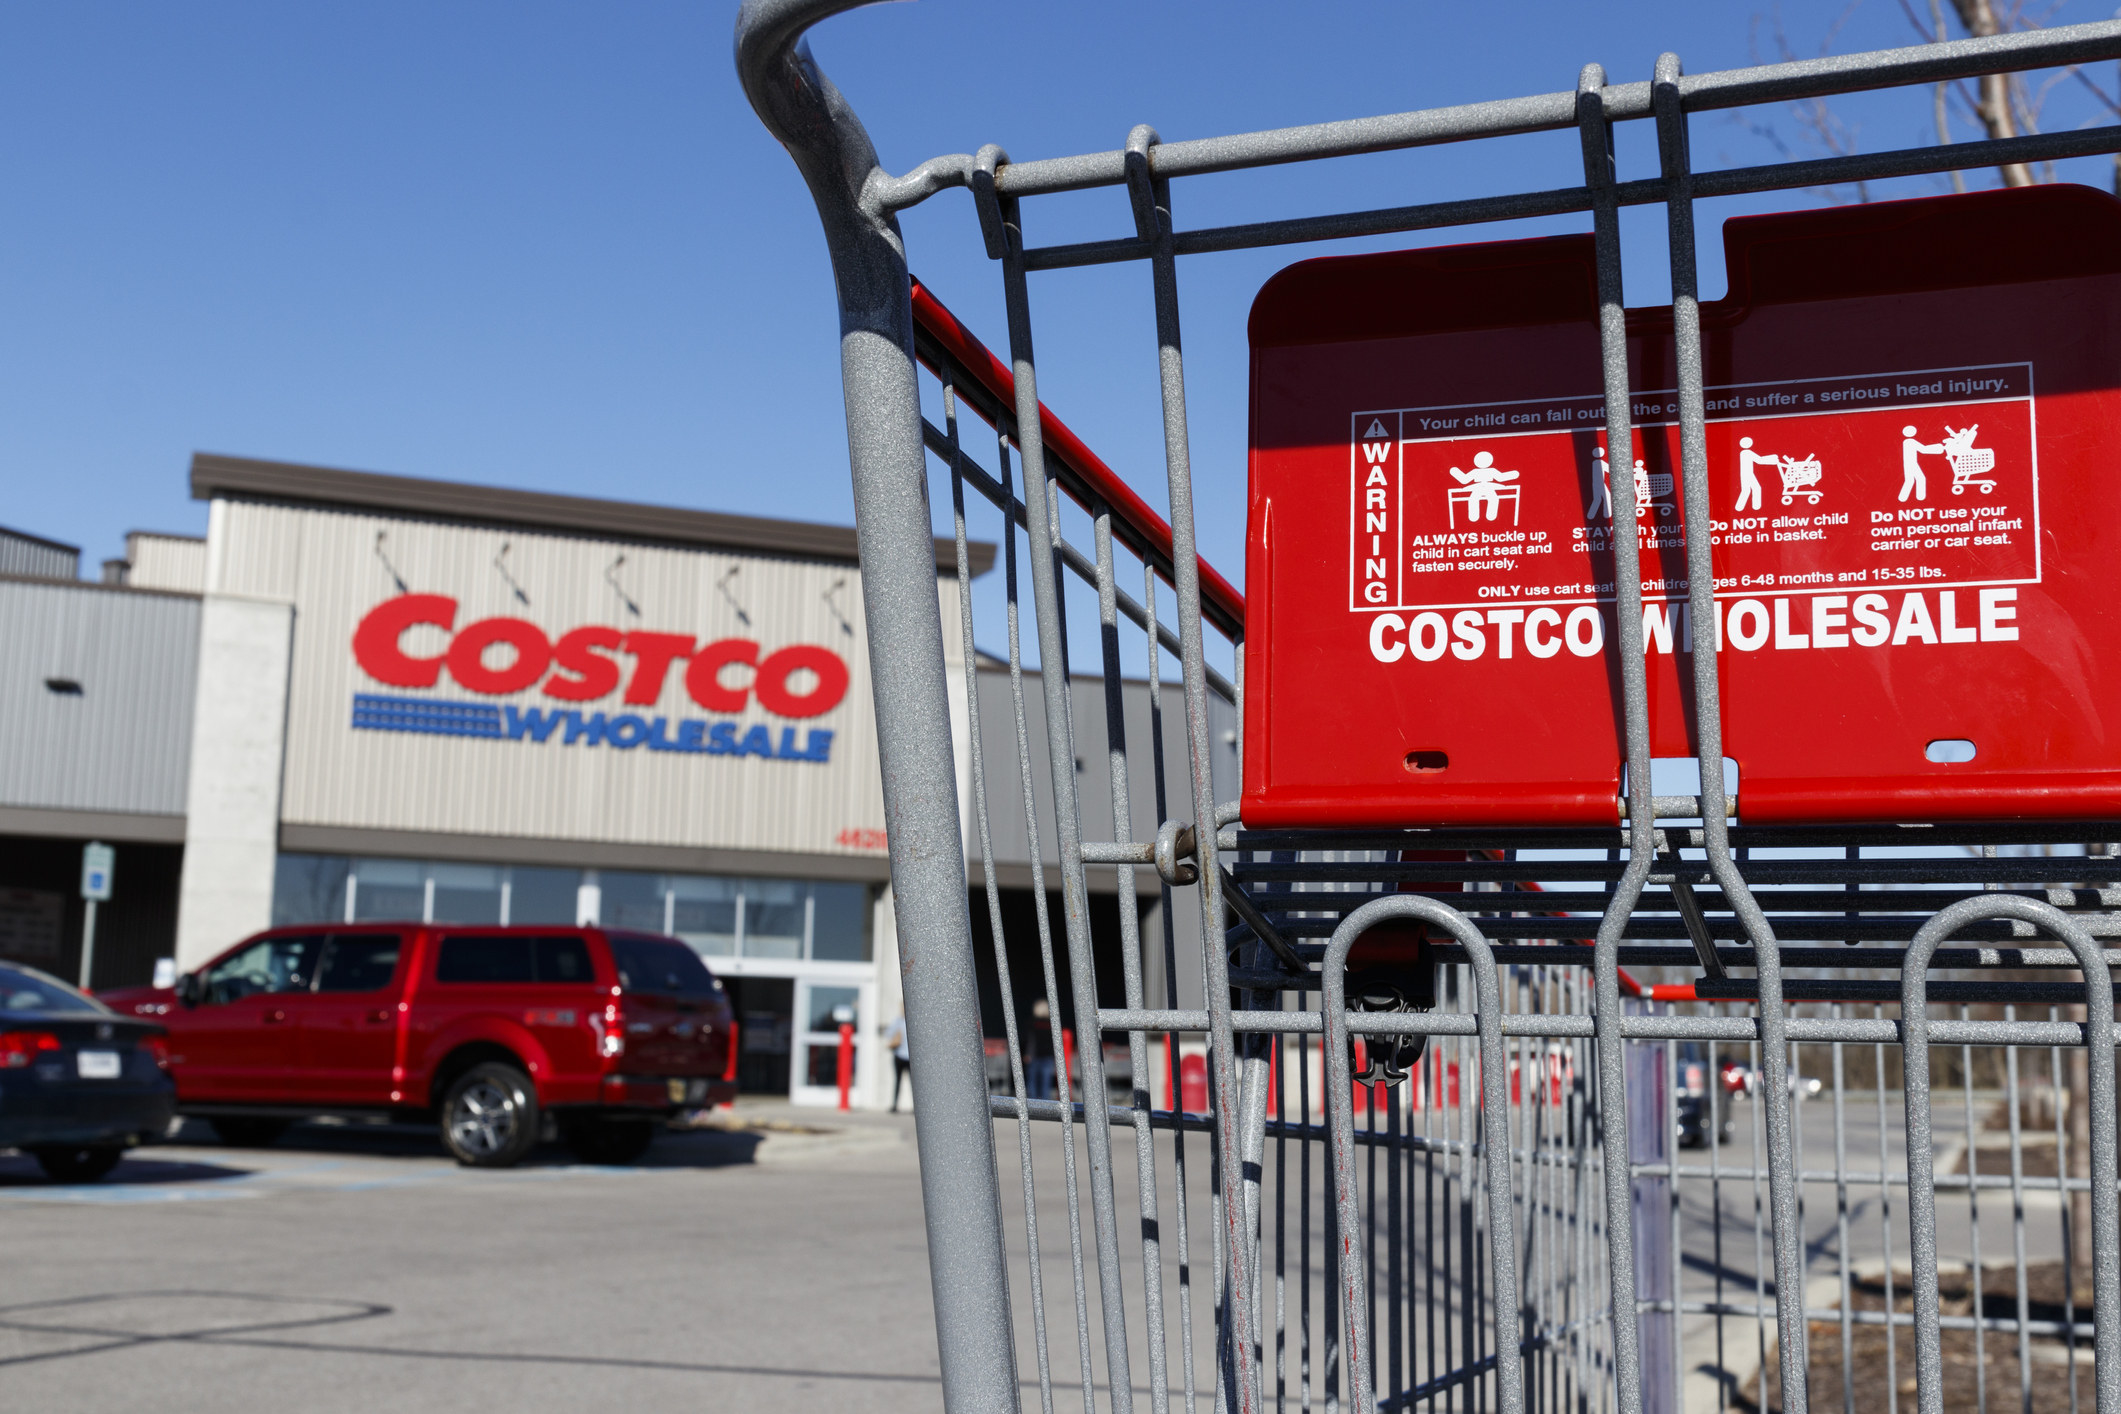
[735,6,2121,1413]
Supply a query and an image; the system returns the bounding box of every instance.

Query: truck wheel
[32,1145,124,1182]
[440,1062,540,1168]
[210,1117,291,1147]
[564,1117,657,1165]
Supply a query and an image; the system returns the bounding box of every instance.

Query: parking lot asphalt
[0,1106,941,1413]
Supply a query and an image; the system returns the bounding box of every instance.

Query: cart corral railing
[735,6,2121,1414]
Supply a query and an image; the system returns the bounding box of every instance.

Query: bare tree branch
[1949,0,2038,181]
[1926,0,1971,189]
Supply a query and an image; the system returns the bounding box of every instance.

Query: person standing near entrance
[884,1010,910,1112]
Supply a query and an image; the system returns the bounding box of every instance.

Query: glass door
[790,980,862,1105]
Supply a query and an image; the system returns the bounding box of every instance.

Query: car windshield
[607,934,719,998]
[0,964,106,1015]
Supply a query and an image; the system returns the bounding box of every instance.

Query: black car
[0,964,174,1181]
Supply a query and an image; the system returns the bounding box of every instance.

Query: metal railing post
[1903,896,2120,1414]
[736,6,1021,1409]
[1321,894,1525,1414]
[1576,63,1656,1414]
[1650,55,1808,1414]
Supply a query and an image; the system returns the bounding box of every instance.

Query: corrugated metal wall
[970,663,1236,1014]
[212,499,913,863]
[971,664,1239,875]
[0,529,80,581]
[126,533,207,593]
[0,579,198,816]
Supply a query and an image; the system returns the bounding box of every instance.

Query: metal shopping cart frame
[734,7,2121,1414]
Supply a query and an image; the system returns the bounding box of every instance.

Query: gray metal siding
[971,665,1238,873]
[0,530,79,581]
[970,664,1236,1013]
[0,580,198,817]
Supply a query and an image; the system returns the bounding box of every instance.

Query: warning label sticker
[1348,362,2039,613]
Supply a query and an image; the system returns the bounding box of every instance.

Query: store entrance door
[791,980,863,1105]
[725,976,792,1095]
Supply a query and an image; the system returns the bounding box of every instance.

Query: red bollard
[1180,1052,1208,1114]
[836,1020,855,1111]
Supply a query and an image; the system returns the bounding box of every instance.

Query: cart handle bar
[911,278,1247,637]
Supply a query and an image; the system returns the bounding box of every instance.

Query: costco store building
[0,454,999,1109]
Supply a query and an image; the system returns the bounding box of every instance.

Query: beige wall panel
[125,534,207,594]
[215,498,948,867]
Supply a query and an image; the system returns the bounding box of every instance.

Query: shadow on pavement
[148,1116,767,1170]
[0,1289,392,1368]
[0,1152,253,1187]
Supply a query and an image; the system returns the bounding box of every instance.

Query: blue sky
[3,0,2115,649]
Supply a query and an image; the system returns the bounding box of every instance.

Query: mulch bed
[1736,1261,2094,1414]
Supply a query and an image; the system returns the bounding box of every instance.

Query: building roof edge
[189,452,994,577]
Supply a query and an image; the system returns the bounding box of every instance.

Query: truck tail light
[592,1005,625,1059]
[723,1018,739,1083]
[0,1031,62,1068]
[144,1036,172,1072]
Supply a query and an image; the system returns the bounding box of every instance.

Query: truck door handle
[367,1009,392,1024]
[263,1009,287,1023]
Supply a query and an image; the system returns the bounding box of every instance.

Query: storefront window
[601,871,665,934]
[268,855,874,970]
[272,855,350,927]
[352,859,425,922]
[742,878,805,959]
[809,883,871,962]
[507,867,581,925]
[669,875,739,955]
[429,863,502,925]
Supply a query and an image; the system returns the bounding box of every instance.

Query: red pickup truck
[102,924,737,1167]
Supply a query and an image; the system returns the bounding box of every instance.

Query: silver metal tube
[1650,57,1808,1414]
[1096,1007,2121,1048]
[992,190,1136,1412]
[1902,895,2121,1414]
[1122,123,1262,1414]
[963,21,2121,198]
[733,5,1019,1408]
[1004,116,2121,272]
[1321,894,1524,1414]
[1578,64,1658,1414]
[916,415,1239,703]
[1092,491,1173,1414]
[946,390,1062,1414]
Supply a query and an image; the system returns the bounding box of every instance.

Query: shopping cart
[1944,426,1998,494]
[736,6,2121,1414]
[1778,456,1823,505]
[1633,468,1674,515]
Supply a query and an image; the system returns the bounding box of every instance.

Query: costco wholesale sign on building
[0,455,1014,1109]
[1,455,1236,1109]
